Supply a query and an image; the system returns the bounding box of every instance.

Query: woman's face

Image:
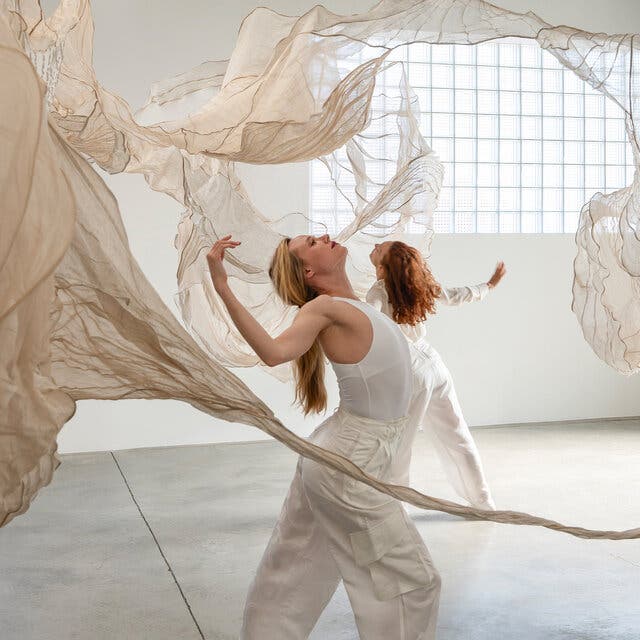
[289,233,347,280]
[369,241,393,268]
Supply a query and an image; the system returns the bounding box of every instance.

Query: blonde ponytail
[269,239,327,414]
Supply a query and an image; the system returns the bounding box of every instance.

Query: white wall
[55,0,640,453]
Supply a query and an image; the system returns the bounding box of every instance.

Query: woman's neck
[323,286,358,299]
[315,275,358,299]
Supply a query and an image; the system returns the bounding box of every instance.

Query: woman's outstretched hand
[207,234,241,292]
[487,261,506,289]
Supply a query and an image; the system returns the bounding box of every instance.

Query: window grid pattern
[310,39,634,234]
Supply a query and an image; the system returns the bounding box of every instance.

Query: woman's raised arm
[439,261,507,306]
[207,236,330,367]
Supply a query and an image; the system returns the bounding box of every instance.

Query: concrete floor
[1,419,639,640]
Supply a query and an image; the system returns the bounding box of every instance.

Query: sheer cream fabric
[1,0,639,539]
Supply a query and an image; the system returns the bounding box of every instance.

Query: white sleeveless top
[327,297,412,421]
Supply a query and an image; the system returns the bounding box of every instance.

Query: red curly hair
[380,241,442,325]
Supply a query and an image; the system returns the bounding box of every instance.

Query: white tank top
[327,297,412,420]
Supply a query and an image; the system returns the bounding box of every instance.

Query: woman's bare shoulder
[302,294,334,314]
[301,295,346,321]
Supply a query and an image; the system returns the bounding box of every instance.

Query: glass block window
[310,38,635,234]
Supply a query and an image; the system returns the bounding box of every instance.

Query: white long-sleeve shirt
[365,279,490,345]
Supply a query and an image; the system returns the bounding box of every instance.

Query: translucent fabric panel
[2,0,640,540]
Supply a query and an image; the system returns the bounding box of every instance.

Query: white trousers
[241,407,441,640]
[400,342,495,510]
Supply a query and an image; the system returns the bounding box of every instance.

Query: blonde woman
[207,234,440,640]
[367,240,506,510]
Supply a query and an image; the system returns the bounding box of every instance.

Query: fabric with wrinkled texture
[1,0,639,541]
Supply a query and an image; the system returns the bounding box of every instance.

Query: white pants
[399,342,495,510]
[241,407,441,640]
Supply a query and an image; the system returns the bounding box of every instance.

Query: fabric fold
[1,0,639,538]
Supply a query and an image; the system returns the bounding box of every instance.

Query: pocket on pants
[349,508,431,600]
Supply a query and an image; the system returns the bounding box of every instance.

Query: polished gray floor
[1,419,639,639]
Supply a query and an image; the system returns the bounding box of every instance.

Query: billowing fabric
[0,10,76,525]
[7,0,639,376]
[328,297,412,421]
[1,0,640,542]
[241,407,441,640]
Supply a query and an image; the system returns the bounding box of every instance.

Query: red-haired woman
[367,240,506,510]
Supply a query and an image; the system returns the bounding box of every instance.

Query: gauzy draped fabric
[1,0,639,541]
[14,0,637,377]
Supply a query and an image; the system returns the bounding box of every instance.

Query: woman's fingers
[488,261,506,288]
[207,239,240,262]
[210,239,241,249]
[219,235,241,244]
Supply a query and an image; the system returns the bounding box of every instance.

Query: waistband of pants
[333,406,409,430]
